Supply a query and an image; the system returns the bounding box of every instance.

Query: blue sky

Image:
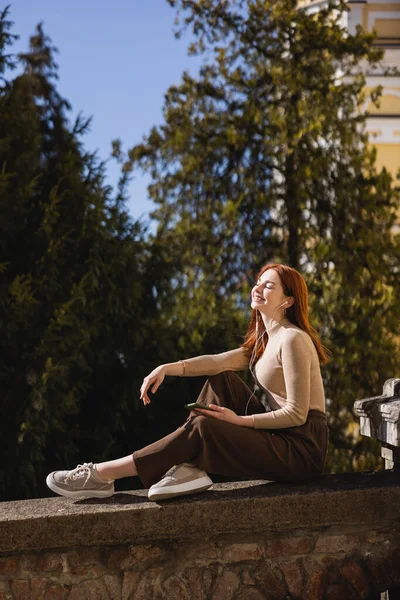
[7,1,203,231]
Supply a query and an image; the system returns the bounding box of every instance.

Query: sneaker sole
[148,476,213,501]
[46,474,114,499]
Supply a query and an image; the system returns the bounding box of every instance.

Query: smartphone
[184,403,215,411]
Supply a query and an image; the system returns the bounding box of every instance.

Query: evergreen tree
[0,8,179,500]
[123,0,400,472]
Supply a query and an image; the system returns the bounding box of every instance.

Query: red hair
[241,263,331,365]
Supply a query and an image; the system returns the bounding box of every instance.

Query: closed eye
[256,282,275,289]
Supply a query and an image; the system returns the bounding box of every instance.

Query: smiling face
[251,268,292,319]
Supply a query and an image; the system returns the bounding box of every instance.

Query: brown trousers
[132,370,329,489]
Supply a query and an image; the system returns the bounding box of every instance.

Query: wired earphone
[244,299,290,416]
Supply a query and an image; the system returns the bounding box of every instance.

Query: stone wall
[1,470,399,599]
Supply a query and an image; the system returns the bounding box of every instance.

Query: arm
[140,346,250,406]
[162,361,186,377]
[163,346,251,378]
[249,332,311,429]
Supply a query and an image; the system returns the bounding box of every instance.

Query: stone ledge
[1,470,399,554]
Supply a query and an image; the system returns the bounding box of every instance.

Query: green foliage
[0,9,182,500]
[125,0,400,473]
[2,0,399,501]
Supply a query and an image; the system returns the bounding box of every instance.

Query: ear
[285,298,294,308]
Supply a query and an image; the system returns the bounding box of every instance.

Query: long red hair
[241,263,331,365]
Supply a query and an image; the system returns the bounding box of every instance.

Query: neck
[260,314,288,338]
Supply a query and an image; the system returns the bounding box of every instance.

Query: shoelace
[65,462,94,487]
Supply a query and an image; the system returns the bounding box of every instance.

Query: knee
[191,414,209,428]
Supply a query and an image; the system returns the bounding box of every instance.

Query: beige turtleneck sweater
[179,318,326,429]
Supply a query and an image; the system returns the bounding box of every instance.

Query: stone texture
[314,534,360,554]
[30,576,49,599]
[181,567,207,600]
[340,560,371,597]
[269,535,315,557]
[252,559,287,598]
[223,543,263,563]
[0,580,12,600]
[130,572,156,600]
[353,379,400,449]
[9,579,31,597]
[279,558,304,596]
[211,568,240,599]
[301,557,326,600]
[121,571,143,600]
[68,579,108,600]
[35,552,63,573]
[366,527,395,545]
[45,583,65,600]
[177,541,218,562]
[203,566,216,595]
[0,474,399,599]
[63,547,104,575]
[235,587,266,600]
[103,574,122,600]
[0,557,19,574]
[325,583,359,600]
[241,565,256,586]
[20,554,38,572]
[121,543,163,570]
[106,546,128,570]
[0,549,396,599]
[162,574,190,599]
[363,549,400,592]
[2,471,400,554]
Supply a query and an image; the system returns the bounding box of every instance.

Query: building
[298,0,400,182]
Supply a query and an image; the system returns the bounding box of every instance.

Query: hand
[192,404,242,426]
[140,365,166,405]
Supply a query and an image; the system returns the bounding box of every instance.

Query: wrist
[162,362,184,377]
[238,415,255,428]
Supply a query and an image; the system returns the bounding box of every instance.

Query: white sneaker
[46,462,115,499]
[148,462,213,501]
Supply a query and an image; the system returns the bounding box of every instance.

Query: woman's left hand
[192,404,242,426]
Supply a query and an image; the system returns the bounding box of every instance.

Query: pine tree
[0,8,177,500]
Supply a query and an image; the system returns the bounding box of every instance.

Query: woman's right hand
[140,365,166,405]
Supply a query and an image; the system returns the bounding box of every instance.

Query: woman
[46,263,330,502]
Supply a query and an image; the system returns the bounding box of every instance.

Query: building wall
[0,524,399,599]
[300,0,400,183]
